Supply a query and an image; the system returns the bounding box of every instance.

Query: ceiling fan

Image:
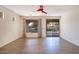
[36,5,47,14]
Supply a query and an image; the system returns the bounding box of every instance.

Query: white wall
[26,33,38,37]
[0,6,23,47]
[60,10,79,46]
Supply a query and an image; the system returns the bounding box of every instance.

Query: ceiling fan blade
[36,5,47,14]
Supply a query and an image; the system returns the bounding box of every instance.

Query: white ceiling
[4,5,79,16]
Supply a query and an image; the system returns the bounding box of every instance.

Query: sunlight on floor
[43,37,60,53]
[24,37,60,53]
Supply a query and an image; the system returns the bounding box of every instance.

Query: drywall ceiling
[4,5,79,16]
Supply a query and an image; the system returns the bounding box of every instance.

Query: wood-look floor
[0,37,79,54]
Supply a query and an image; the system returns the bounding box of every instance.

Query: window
[26,20,38,33]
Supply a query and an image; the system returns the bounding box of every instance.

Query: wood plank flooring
[0,37,79,54]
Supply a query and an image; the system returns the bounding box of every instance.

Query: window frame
[26,20,38,33]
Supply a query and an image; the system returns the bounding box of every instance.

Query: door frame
[46,19,60,37]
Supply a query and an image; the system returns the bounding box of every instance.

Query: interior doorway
[46,19,60,37]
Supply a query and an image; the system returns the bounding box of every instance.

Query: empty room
[0,5,79,54]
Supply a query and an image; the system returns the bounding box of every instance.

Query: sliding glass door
[46,19,60,37]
